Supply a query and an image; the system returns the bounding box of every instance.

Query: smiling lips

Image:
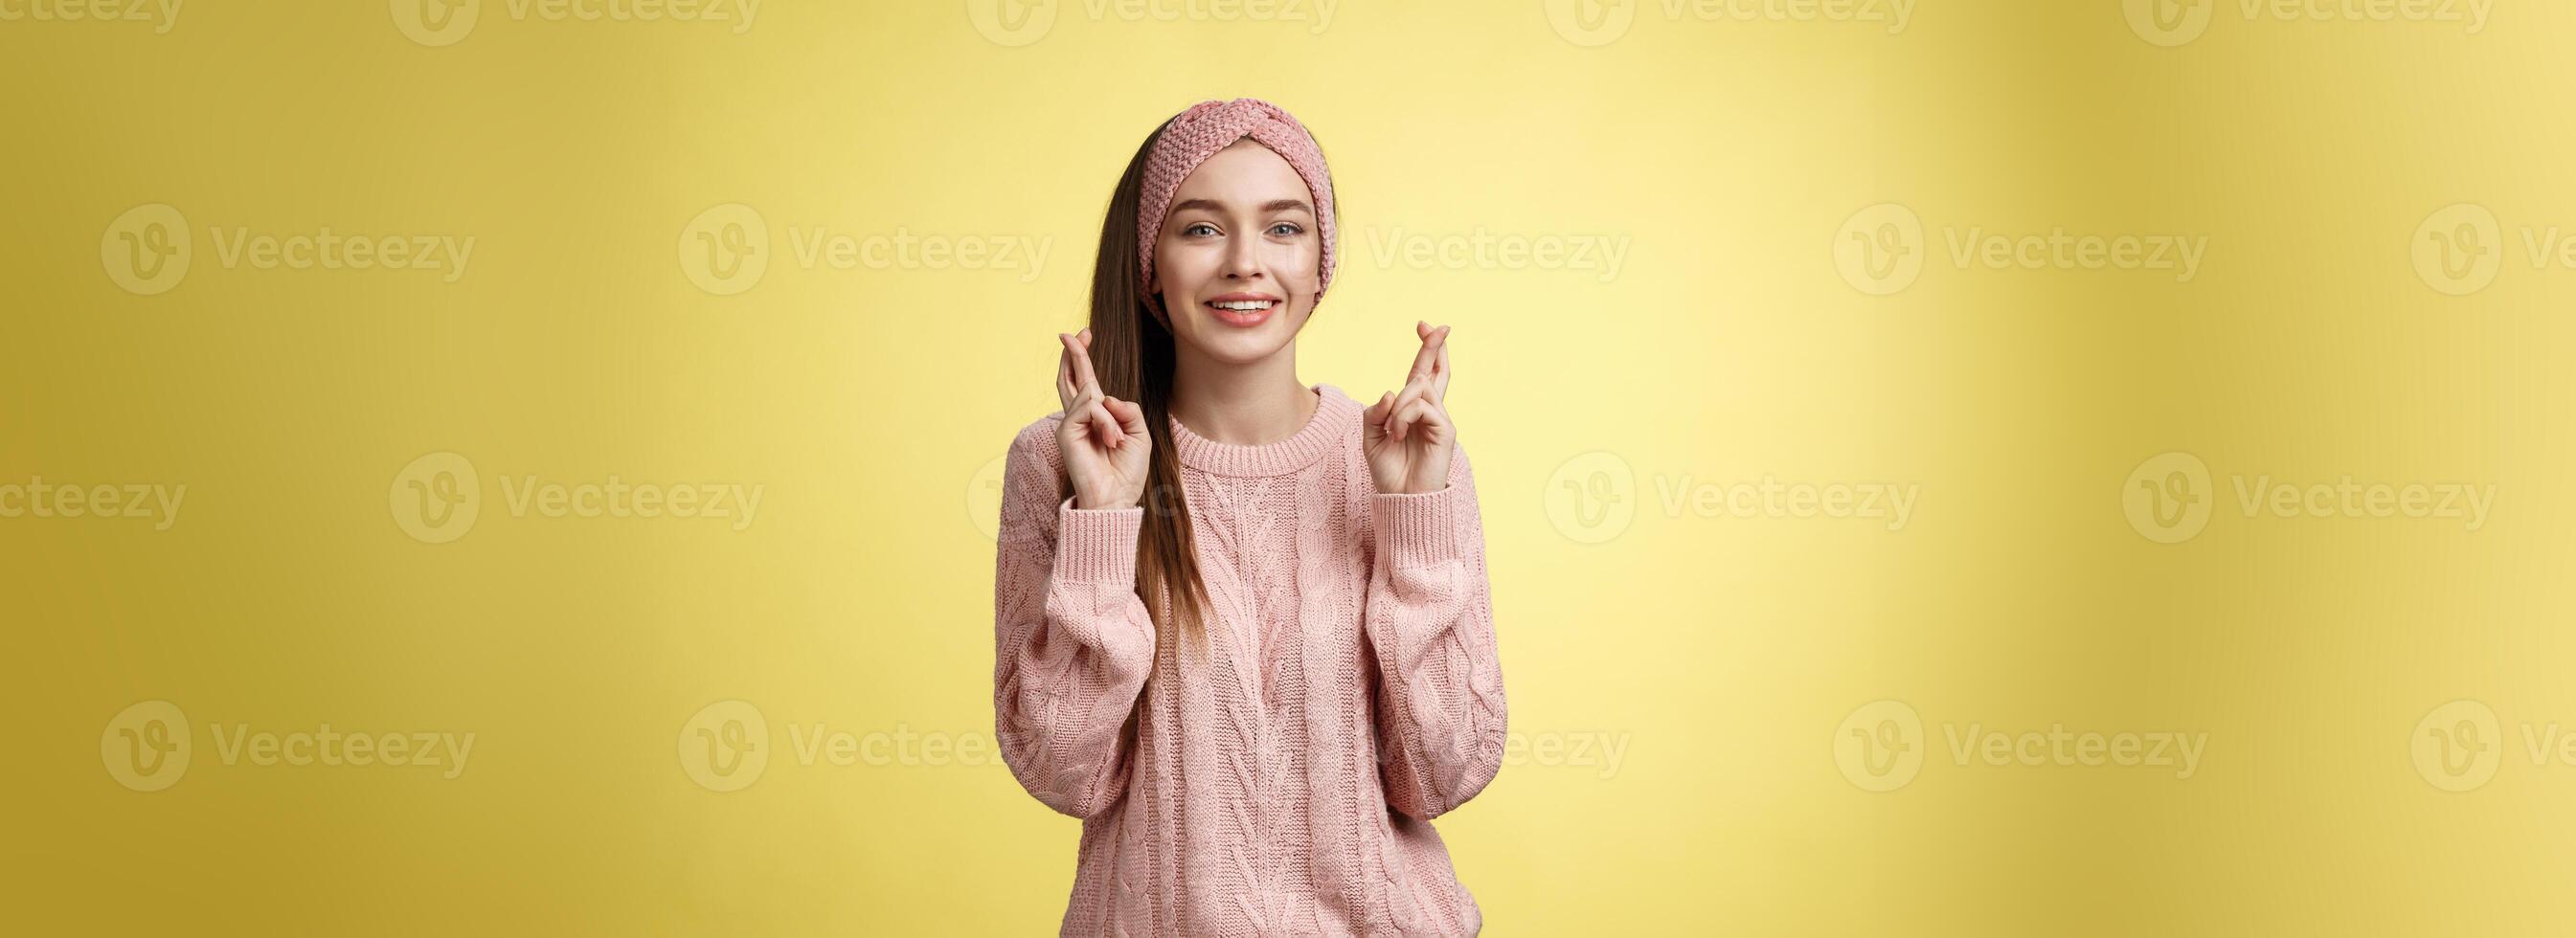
[1203,293,1282,327]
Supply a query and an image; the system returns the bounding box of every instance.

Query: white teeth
[1210,300,1276,311]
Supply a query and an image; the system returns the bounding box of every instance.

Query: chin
[1191,330,1292,365]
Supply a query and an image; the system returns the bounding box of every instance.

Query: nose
[1220,231,1265,281]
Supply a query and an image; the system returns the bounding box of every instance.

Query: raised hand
[1056,328,1151,510]
[1362,321,1456,496]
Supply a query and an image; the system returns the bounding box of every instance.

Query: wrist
[1370,484,1460,568]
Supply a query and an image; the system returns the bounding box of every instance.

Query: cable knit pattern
[1136,98,1340,300]
[993,384,1506,936]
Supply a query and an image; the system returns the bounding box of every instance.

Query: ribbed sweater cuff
[1054,496,1143,584]
[1370,484,1460,570]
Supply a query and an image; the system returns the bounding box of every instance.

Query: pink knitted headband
[1136,98,1338,301]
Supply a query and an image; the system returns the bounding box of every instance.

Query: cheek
[1153,239,1210,291]
[1272,243,1321,293]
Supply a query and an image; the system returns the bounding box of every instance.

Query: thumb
[1103,395,1148,437]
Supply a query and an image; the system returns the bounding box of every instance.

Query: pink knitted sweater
[992,383,1506,936]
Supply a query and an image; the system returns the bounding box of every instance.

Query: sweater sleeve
[1363,442,1507,820]
[992,426,1158,819]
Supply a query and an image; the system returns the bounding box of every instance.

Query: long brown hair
[1065,115,1218,660]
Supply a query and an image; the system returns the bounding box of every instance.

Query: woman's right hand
[1056,328,1150,510]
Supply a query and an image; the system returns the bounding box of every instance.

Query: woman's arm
[1364,441,1507,820]
[992,424,1156,819]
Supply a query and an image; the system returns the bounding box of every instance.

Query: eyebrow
[1169,197,1314,216]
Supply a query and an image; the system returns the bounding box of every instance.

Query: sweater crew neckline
[1166,383,1358,478]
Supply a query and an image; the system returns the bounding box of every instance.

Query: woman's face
[1149,139,1322,365]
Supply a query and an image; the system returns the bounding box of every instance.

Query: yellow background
[7,0,2572,934]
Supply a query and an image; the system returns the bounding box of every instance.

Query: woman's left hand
[1364,321,1456,495]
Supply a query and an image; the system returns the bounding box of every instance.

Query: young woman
[990,98,1508,935]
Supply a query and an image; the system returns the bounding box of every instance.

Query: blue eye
[1269,222,1304,236]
